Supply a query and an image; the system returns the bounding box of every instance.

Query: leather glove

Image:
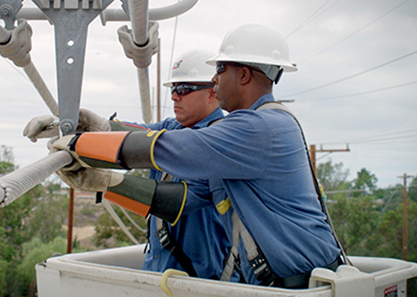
[47,135,123,192]
[56,167,124,193]
[47,135,89,172]
[23,109,110,142]
[77,108,111,132]
[23,115,59,142]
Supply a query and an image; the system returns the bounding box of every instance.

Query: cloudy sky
[1,0,416,189]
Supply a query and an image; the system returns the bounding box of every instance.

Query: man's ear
[239,66,252,85]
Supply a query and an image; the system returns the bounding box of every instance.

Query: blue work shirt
[151,94,341,281]
[133,108,232,280]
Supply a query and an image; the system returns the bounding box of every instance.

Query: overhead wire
[300,80,417,102]
[299,0,413,64]
[282,49,417,97]
[320,129,417,146]
[286,0,341,39]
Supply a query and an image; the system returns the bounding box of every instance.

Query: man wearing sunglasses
[49,24,342,289]
[24,50,232,280]
[137,50,230,279]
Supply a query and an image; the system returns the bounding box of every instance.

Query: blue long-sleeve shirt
[135,108,232,280]
[151,94,341,280]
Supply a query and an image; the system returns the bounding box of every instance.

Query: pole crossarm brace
[316,144,350,153]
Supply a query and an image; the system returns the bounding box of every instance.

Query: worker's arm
[49,136,186,225]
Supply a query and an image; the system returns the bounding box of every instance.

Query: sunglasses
[171,84,213,96]
[216,62,265,75]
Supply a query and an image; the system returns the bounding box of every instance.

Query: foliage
[18,237,67,283]
[0,145,16,175]
[316,160,350,199]
[327,195,379,255]
[24,194,68,242]
[351,168,378,196]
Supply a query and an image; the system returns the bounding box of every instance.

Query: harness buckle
[157,227,176,252]
[249,250,276,286]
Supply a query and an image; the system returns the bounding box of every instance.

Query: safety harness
[219,101,349,288]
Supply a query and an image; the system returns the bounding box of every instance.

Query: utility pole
[309,144,350,175]
[398,173,413,260]
[67,187,74,254]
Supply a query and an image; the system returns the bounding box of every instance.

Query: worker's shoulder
[226,107,294,127]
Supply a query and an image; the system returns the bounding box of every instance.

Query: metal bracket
[0,0,22,29]
[31,0,113,135]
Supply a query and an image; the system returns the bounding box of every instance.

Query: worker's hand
[47,135,124,193]
[78,108,111,132]
[56,167,124,193]
[23,109,110,142]
[23,115,59,142]
[47,135,89,172]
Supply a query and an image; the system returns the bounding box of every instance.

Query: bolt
[1,7,10,16]
[61,123,73,134]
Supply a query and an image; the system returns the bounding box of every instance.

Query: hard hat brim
[206,53,298,72]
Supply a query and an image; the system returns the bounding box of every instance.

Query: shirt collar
[248,94,275,110]
[191,107,225,129]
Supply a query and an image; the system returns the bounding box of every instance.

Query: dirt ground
[62,225,96,249]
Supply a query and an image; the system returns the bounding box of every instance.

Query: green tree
[316,160,350,199]
[351,168,378,196]
[0,145,16,175]
[24,193,68,242]
[408,176,417,204]
[328,195,379,255]
[18,237,67,287]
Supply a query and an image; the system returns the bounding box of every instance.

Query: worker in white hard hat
[137,50,232,278]
[49,24,343,288]
[24,50,233,280]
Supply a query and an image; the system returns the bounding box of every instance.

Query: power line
[283,49,417,97]
[286,0,342,39]
[299,0,412,63]
[320,129,417,145]
[296,80,417,102]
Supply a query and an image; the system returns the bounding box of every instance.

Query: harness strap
[258,102,350,265]
[219,101,347,287]
[156,218,198,277]
[153,172,198,277]
[220,210,241,281]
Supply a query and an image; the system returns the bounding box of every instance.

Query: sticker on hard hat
[172,60,183,70]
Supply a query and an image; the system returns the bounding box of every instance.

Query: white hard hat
[207,24,297,81]
[163,50,216,87]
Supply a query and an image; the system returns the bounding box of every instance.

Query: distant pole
[398,173,413,260]
[67,187,74,254]
[309,144,350,175]
[310,144,316,174]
